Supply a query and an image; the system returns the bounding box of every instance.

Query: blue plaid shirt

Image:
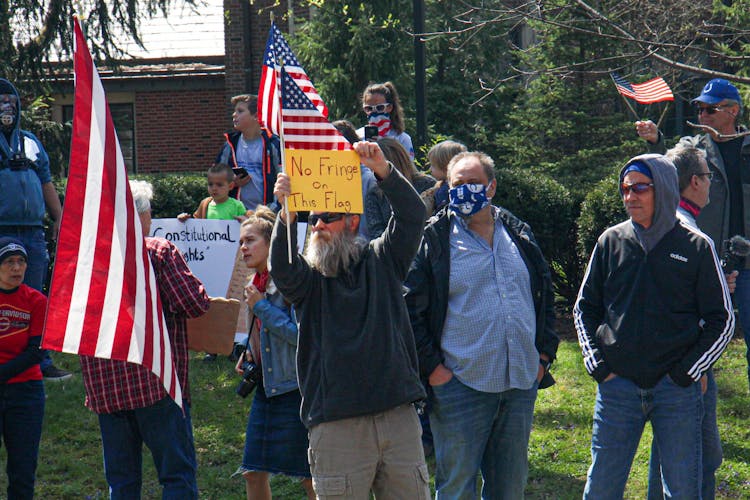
[441,208,538,393]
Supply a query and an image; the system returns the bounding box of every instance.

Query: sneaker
[42,365,73,382]
[203,353,217,362]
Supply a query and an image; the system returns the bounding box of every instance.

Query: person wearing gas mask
[0,78,71,382]
[357,81,415,160]
[404,151,559,499]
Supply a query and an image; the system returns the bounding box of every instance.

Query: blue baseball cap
[691,78,742,106]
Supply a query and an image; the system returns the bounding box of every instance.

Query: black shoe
[43,365,73,382]
[203,353,217,362]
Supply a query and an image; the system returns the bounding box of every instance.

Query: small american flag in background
[610,72,674,104]
[258,22,328,135]
[42,18,181,406]
[281,68,351,151]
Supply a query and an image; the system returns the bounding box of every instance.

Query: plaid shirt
[81,237,209,414]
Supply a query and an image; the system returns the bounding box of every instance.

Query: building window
[63,103,136,173]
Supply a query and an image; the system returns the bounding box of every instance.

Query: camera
[2,153,32,171]
[364,125,378,141]
[722,235,750,273]
[236,361,262,398]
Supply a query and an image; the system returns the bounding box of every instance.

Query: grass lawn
[6,335,750,499]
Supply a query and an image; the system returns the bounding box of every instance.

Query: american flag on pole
[610,72,674,104]
[258,22,328,135]
[42,18,181,405]
[280,68,352,151]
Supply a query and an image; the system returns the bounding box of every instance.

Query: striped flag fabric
[368,115,392,137]
[258,22,328,135]
[610,72,674,104]
[42,18,181,406]
[280,68,352,150]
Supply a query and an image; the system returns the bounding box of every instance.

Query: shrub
[140,173,207,219]
[576,171,627,263]
[492,167,579,305]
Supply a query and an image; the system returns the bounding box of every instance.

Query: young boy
[215,94,281,211]
[178,163,247,362]
[178,163,247,222]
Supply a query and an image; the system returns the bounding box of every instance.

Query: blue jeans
[0,381,45,500]
[429,376,538,500]
[584,375,703,500]
[733,269,750,388]
[647,369,721,500]
[97,397,197,499]
[0,226,53,371]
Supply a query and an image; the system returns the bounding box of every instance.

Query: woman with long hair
[361,81,415,160]
[234,206,314,500]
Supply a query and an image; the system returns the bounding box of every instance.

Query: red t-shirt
[0,284,45,383]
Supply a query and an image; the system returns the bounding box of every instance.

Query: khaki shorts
[308,404,430,499]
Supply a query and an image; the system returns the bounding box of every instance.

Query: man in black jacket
[404,151,559,499]
[575,153,734,499]
[270,140,429,498]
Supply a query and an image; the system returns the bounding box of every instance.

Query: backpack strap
[194,197,212,219]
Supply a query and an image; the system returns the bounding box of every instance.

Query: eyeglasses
[308,212,345,225]
[696,105,731,115]
[695,172,713,180]
[363,103,391,114]
[620,182,654,195]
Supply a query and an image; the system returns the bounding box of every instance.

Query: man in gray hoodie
[574,154,734,499]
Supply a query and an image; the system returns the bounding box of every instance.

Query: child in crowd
[421,140,467,217]
[358,81,415,160]
[178,163,247,222]
[178,163,247,362]
[215,94,281,211]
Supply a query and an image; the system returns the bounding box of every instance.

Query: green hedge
[492,167,580,304]
[575,172,627,263]
[53,173,207,219]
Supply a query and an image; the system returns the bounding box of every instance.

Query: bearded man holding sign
[269,140,429,499]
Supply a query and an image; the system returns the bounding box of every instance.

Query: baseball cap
[691,79,742,106]
[0,237,27,265]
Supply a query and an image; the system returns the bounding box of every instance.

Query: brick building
[50,0,308,174]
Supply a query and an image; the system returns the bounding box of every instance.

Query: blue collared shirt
[441,207,538,393]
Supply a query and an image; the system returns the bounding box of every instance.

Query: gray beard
[304,230,366,277]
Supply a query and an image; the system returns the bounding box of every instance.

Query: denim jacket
[251,277,299,397]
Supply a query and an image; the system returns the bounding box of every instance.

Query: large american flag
[281,68,351,150]
[610,72,674,104]
[42,18,181,405]
[258,22,328,135]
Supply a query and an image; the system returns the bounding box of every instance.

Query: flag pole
[656,101,671,129]
[273,52,293,264]
[609,73,640,121]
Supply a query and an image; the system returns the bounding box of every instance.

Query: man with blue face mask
[404,151,559,499]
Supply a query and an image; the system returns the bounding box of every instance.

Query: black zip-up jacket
[404,207,559,389]
[574,220,734,388]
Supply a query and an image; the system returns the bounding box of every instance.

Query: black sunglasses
[696,105,730,115]
[620,182,654,195]
[308,212,345,225]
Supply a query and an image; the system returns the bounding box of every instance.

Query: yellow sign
[285,150,364,213]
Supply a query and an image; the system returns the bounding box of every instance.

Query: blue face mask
[449,183,490,217]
